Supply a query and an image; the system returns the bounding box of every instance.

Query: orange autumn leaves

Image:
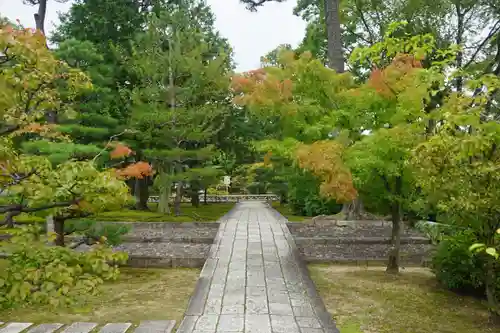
[231,68,293,106]
[107,142,152,180]
[368,54,423,98]
[231,53,424,203]
[297,141,357,203]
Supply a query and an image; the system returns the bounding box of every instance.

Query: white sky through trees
[0,0,306,72]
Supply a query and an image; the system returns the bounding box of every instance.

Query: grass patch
[271,202,308,222]
[309,265,495,333]
[0,266,200,324]
[0,203,234,224]
[93,203,234,222]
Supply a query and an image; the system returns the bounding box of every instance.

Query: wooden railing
[148,194,280,203]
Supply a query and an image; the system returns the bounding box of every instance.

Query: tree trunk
[157,182,171,214]
[134,177,149,210]
[54,216,65,247]
[485,249,500,324]
[204,188,208,205]
[3,211,18,228]
[157,171,171,214]
[324,0,344,73]
[190,181,201,208]
[386,176,403,274]
[127,178,136,195]
[455,3,465,92]
[174,181,183,216]
[341,198,364,220]
[34,0,47,34]
[191,192,200,208]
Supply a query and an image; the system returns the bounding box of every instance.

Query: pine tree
[128,1,233,215]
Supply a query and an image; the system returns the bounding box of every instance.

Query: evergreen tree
[128,1,233,215]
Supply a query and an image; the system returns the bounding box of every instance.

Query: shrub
[65,219,131,246]
[431,230,500,297]
[0,226,128,309]
[287,171,342,216]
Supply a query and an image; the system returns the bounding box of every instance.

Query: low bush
[431,230,500,297]
[0,226,128,309]
[287,171,342,217]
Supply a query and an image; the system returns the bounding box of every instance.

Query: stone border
[126,255,206,268]
[302,258,432,267]
[294,236,430,245]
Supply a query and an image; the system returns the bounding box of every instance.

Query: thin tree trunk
[455,3,465,92]
[157,170,171,214]
[485,248,500,324]
[54,216,65,247]
[190,181,200,208]
[324,0,344,72]
[174,181,183,216]
[134,177,149,210]
[3,211,18,228]
[204,188,208,205]
[386,176,402,274]
[341,198,364,220]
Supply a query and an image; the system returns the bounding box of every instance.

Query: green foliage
[287,170,341,216]
[0,226,128,309]
[431,231,500,297]
[65,219,131,246]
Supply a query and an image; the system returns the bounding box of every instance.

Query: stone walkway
[177,201,339,333]
[0,321,175,333]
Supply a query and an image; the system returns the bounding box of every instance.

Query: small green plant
[470,228,500,259]
[432,230,500,295]
[65,219,131,246]
[0,226,128,309]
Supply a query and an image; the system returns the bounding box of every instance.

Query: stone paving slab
[0,323,33,333]
[99,323,132,333]
[62,322,98,333]
[177,201,339,333]
[28,324,64,333]
[0,321,175,333]
[134,321,175,333]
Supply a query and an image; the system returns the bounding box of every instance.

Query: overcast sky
[0,0,306,72]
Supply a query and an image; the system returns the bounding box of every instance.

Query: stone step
[0,321,176,333]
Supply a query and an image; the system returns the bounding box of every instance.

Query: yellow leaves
[263,151,273,166]
[1,22,91,130]
[296,141,357,202]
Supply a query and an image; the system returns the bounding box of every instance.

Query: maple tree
[412,72,500,321]
[0,22,152,245]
